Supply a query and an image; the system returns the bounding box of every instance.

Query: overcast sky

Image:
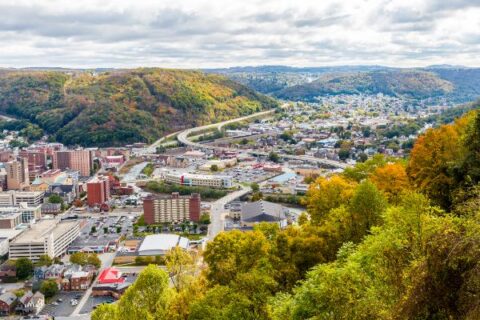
[1,0,479,69]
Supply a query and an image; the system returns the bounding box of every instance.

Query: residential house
[0,261,16,280]
[0,292,17,316]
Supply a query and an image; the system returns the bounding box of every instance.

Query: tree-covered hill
[275,70,454,101]
[0,68,277,146]
[210,66,480,103]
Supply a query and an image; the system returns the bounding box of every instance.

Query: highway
[176,109,348,169]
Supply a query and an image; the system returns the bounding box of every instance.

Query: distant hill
[208,66,480,103]
[0,68,277,146]
[275,70,454,101]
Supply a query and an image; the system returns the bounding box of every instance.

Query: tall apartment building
[9,219,80,261]
[53,150,92,177]
[19,150,47,179]
[5,157,29,190]
[87,176,110,207]
[143,193,201,224]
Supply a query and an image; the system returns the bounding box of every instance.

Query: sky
[0,0,479,69]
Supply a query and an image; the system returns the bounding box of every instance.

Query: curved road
[176,109,348,169]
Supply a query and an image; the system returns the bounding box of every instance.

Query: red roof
[97,267,125,284]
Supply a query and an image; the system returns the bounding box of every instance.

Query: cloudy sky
[1,0,479,68]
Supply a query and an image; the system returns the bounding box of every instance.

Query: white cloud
[0,0,479,68]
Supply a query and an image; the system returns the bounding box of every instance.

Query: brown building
[5,157,29,190]
[53,150,92,177]
[19,150,47,179]
[0,292,17,316]
[143,193,201,224]
[87,176,110,207]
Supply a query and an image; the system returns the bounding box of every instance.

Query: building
[162,171,233,188]
[239,200,288,228]
[9,219,80,261]
[5,157,29,190]
[87,176,110,207]
[137,234,189,256]
[0,191,44,207]
[19,150,47,179]
[41,203,62,215]
[62,264,94,291]
[143,193,201,224]
[53,150,92,177]
[15,291,44,315]
[0,292,17,316]
[97,267,125,284]
[0,238,9,256]
[0,204,41,228]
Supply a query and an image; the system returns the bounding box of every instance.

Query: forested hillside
[275,70,454,100]
[92,103,480,320]
[0,68,277,146]
[211,66,480,103]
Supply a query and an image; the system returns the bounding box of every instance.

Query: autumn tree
[304,175,356,224]
[370,162,410,204]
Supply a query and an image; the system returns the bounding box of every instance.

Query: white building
[161,171,233,188]
[9,219,80,261]
[0,191,44,207]
[137,234,189,256]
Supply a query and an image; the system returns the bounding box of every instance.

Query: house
[15,290,43,315]
[92,282,131,299]
[0,261,16,280]
[15,290,33,314]
[44,264,65,280]
[0,292,17,316]
[62,264,93,291]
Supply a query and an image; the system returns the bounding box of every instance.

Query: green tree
[37,254,53,267]
[210,164,219,172]
[48,194,63,204]
[251,182,260,192]
[15,258,34,280]
[92,265,172,319]
[268,151,280,163]
[199,213,211,225]
[40,279,59,298]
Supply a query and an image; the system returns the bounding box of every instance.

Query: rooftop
[138,234,189,253]
[11,219,78,244]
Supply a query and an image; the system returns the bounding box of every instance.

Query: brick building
[53,150,92,177]
[87,176,110,207]
[143,193,201,224]
[5,157,29,190]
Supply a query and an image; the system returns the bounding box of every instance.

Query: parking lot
[222,165,278,183]
[39,291,84,317]
[80,295,114,314]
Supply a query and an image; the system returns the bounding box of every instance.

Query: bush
[40,279,59,298]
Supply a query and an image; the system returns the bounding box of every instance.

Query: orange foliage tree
[370,162,410,204]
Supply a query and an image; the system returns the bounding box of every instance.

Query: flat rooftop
[138,234,189,253]
[11,219,78,244]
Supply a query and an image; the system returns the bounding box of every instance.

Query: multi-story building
[0,191,44,207]
[9,219,80,261]
[87,176,110,207]
[143,192,201,224]
[162,171,233,188]
[0,204,42,228]
[19,150,47,179]
[5,157,29,190]
[53,150,92,177]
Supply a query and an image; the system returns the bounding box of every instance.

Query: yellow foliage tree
[370,162,410,204]
[304,175,357,224]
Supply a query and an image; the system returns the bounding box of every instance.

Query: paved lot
[80,295,114,314]
[39,291,84,317]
